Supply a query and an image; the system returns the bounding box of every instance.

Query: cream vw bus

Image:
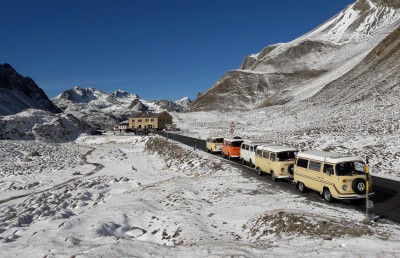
[240,140,268,167]
[206,136,224,153]
[293,151,373,202]
[254,145,298,181]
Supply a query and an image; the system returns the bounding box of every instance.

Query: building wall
[128,112,173,130]
[157,112,173,129]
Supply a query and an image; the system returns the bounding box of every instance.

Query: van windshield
[277,151,297,161]
[335,161,366,176]
[213,138,224,143]
[231,141,243,147]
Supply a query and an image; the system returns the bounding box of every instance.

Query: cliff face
[0,64,62,115]
[190,0,400,111]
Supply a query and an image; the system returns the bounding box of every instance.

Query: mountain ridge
[0,64,62,115]
[190,0,400,111]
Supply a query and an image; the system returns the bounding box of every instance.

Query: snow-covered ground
[1,134,400,257]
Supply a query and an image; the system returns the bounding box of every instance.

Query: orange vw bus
[222,138,244,160]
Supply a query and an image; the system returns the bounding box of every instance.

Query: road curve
[153,131,400,224]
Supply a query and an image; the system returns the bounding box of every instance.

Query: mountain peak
[0,64,62,115]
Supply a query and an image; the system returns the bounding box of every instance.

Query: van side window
[270,153,276,162]
[262,151,269,159]
[323,164,334,175]
[250,146,253,152]
[245,145,250,151]
[256,149,262,156]
[309,161,321,172]
[297,158,308,168]
[241,144,245,150]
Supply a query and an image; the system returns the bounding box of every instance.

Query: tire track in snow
[0,145,104,205]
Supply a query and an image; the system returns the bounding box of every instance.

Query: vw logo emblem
[357,182,366,191]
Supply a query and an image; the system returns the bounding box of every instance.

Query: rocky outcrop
[0,64,62,115]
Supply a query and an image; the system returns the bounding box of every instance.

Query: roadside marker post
[365,157,372,223]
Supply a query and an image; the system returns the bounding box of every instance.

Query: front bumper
[336,192,375,200]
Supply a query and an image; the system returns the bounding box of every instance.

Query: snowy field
[1,134,400,257]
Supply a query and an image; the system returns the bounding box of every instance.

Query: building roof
[297,151,363,164]
[130,111,171,119]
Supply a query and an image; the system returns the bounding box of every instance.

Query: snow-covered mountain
[190,0,400,111]
[52,87,191,128]
[0,64,62,115]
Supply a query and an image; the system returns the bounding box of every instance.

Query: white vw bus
[240,140,268,167]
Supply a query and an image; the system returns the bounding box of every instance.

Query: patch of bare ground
[243,210,387,241]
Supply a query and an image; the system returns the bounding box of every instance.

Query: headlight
[342,185,348,191]
[281,168,285,172]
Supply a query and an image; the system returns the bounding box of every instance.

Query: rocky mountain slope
[0,109,91,142]
[311,23,400,105]
[52,87,191,129]
[190,0,400,111]
[0,64,62,115]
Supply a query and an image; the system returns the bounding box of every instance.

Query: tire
[241,158,246,165]
[298,182,306,193]
[288,164,294,176]
[224,153,227,159]
[257,167,263,176]
[323,188,333,203]
[271,171,277,181]
[352,178,367,195]
[206,148,209,153]
[228,154,231,160]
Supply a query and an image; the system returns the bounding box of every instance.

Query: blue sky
[1,0,354,101]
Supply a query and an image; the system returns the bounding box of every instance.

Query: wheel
[352,178,367,195]
[241,158,246,165]
[228,154,232,160]
[298,182,306,193]
[323,188,333,203]
[288,164,294,176]
[206,148,209,153]
[224,153,227,159]
[257,167,263,176]
[271,171,277,181]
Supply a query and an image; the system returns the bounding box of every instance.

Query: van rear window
[297,158,308,168]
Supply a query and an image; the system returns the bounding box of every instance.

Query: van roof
[224,138,244,142]
[259,145,298,152]
[207,136,224,139]
[297,151,363,164]
[241,140,268,145]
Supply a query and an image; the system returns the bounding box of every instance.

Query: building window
[145,119,149,122]
[151,119,154,122]
[138,119,142,122]
[131,119,135,122]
